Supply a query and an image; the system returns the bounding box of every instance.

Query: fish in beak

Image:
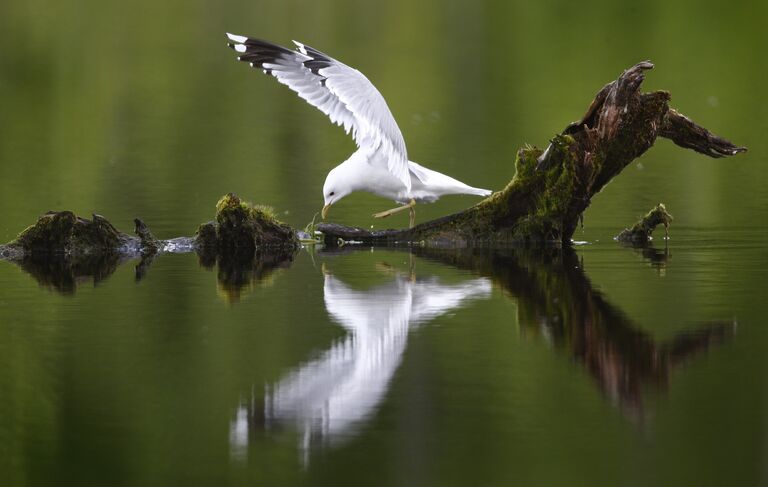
[321,204,331,220]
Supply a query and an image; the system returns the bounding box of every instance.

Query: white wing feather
[226,33,410,191]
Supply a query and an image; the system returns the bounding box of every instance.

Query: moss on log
[195,193,298,256]
[318,61,746,247]
[616,204,673,243]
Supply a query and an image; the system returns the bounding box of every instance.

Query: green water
[1,0,767,485]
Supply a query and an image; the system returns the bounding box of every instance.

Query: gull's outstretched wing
[226,33,410,191]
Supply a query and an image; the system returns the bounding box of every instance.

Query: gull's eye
[329,191,335,196]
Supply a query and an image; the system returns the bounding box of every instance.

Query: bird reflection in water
[229,257,492,463]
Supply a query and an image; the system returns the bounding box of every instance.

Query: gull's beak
[321,204,331,220]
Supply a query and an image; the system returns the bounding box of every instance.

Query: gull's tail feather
[408,160,492,199]
[467,187,493,197]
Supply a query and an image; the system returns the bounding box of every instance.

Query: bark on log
[318,61,746,247]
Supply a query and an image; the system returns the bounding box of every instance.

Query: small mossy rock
[195,193,298,255]
[12,211,134,254]
[616,204,673,242]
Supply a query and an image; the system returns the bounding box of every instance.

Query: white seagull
[226,33,492,228]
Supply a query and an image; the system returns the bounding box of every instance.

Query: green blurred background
[1,1,767,486]
[0,0,765,238]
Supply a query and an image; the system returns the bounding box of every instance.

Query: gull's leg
[409,205,416,229]
[373,199,416,222]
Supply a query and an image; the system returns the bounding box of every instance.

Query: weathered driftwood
[318,61,746,247]
[616,204,673,242]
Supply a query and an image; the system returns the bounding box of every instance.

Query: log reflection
[621,241,670,273]
[415,246,733,419]
[2,245,296,298]
[11,253,125,294]
[198,249,295,303]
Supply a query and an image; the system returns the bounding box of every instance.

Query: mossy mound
[195,193,298,255]
[616,204,673,242]
[11,211,136,255]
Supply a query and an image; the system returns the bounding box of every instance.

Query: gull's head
[321,168,352,220]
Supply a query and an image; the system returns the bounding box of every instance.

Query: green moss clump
[506,135,578,243]
[616,204,673,242]
[11,211,131,254]
[251,204,278,222]
[196,193,298,255]
[463,146,545,240]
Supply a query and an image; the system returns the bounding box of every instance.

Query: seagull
[226,33,492,228]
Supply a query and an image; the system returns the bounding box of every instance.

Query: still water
[1,0,767,485]
[1,237,766,485]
